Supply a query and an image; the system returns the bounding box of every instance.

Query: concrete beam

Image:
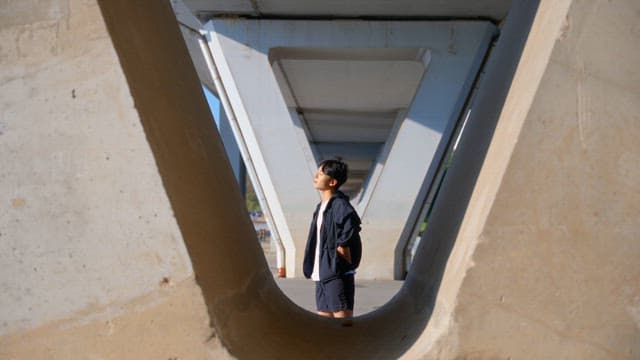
[205,19,495,278]
[358,24,495,278]
[183,0,512,21]
[170,0,218,94]
[410,0,640,356]
[0,0,221,357]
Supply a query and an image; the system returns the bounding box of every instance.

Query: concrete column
[421,0,640,357]
[205,19,495,278]
[0,0,222,357]
[358,25,495,279]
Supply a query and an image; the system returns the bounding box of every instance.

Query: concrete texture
[183,0,513,21]
[432,0,640,357]
[1,0,638,359]
[0,0,223,357]
[1,279,228,359]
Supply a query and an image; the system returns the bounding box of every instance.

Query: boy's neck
[320,189,336,203]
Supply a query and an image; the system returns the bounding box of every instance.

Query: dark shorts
[315,274,355,312]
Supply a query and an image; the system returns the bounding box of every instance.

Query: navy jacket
[303,191,362,281]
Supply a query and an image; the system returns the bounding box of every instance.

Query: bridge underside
[203,17,496,279]
[182,0,512,20]
[174,0,512,280]
[1,0,639,359]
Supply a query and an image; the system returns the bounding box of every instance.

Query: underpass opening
[99,0,543,357]
[203,18,500,283]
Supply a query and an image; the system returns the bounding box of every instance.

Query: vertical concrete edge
[204,20,300,276]
[402,0,574,357]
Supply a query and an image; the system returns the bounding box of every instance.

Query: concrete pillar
[205,19,496,278]
[0,0,224,357]
[419,0,640,357]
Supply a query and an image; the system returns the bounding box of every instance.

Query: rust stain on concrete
[11,198,26,209]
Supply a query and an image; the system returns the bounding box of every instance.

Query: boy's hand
[337,245,352,264]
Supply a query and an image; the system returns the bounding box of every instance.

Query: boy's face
[313,166,337,191]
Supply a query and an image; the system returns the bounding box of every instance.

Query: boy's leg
[326,274,354,318]
[333,274,354,318]
[316,281,333,317]
[316,276,355,317]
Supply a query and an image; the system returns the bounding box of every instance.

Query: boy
[303,159,362,318]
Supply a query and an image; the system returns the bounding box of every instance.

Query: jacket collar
[315,190,349,213]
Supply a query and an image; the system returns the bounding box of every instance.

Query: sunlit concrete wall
[416,0,640,357]
[0,0,226,358]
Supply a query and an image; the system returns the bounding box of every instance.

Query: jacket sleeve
[335,210,361,247]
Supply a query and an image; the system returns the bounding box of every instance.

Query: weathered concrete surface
[0,0,223,357]
[2,0,638,358]
[0,279,227,359]
[182,0,513,21]
[418,0,640,358]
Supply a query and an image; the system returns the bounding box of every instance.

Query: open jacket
[303,191,362,281]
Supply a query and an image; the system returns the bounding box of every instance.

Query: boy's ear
[329,178,338,188]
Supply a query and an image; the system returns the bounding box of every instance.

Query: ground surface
[261,238,403,315]
[275,277,403,316]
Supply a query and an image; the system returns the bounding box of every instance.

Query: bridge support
[205,19,496,278]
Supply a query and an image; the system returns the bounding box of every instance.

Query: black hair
[319,158,348,189]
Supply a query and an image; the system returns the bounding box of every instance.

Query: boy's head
[317,159,348,190]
